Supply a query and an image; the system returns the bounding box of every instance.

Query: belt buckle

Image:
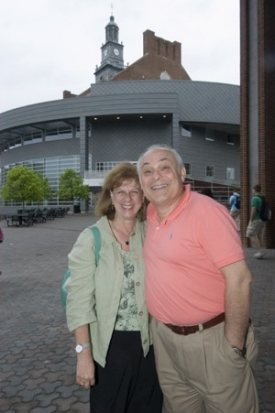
[174,325,187,335]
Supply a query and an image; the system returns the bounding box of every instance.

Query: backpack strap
[89,225,101,265]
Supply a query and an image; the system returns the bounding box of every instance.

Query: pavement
[0,213,274,413]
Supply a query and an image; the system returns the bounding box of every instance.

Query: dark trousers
[90,330,163,413]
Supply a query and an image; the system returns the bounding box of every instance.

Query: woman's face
[111,179,143,221]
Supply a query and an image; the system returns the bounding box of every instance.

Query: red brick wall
[112,30,190,82]
[112,53,190,81]
[258,0,275,247]
[240,0,275,248]
[143,30,182,64]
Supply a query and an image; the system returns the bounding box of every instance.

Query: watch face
[114,48,119,56]
[75,344,83,353]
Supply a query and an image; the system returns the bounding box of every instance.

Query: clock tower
[94,14,124,82]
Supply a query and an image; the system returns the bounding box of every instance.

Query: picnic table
[6,213,34,227]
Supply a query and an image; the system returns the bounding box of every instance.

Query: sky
[0,0,240,114]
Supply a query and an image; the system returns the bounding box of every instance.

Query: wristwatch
[75,343,90,354]
[232,346,246,358]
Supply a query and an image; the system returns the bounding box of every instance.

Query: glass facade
[1,155,91,207]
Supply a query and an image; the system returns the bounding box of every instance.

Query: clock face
[114,48,119,56]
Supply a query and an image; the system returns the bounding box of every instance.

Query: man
[229,188,241,230]
[246,184,266,259]
[137,144,259,413]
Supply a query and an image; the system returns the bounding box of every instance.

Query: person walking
[246,184,266,259]
[201,187,214,199]
[137,144,259,413]
[65,162,162,413]
[229,188,241,230]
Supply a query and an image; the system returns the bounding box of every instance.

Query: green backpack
[61,225,101,310]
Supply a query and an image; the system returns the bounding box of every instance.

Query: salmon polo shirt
[144,185,244,326]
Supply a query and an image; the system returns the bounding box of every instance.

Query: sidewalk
[0,213,274,412]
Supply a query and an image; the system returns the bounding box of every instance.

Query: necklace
[109,220,133,247]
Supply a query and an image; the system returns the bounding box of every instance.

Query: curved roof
[0,80,239,146]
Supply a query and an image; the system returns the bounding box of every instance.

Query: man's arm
[249,206,257,222]
[220,259,252,350]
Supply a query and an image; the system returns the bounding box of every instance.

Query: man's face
[139,149,186,208]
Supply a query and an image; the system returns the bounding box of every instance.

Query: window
[9,138,22,149]
[23,132,42,145]
[206,165,215,177]
[205,129,215,141]
[227,167,235,179]
[45,127,72,141]
[227,135,235,145]
[181,126,192,138]
[95,161,137,174]
[185,163,192,175]
[160,71,171,80]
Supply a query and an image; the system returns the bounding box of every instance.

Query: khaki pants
[230,210,240,231]
[151,318,259,413]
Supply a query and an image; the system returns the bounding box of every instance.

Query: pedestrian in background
[201,187,214,199]
[246,184,266,259]
[229,188,241,230]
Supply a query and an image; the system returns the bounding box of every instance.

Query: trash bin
[73,205,81,214]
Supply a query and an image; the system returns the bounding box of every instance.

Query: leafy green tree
[0,165,51,208]
[58,169,90,203]
[29,175,52,205]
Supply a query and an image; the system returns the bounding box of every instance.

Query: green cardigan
[65,216,151,367]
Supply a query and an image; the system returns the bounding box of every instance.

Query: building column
[79,116,89,212]
[171,111,180,153]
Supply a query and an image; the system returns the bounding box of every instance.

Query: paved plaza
[0,213,274,413]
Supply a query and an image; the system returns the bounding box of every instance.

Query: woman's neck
[109,218,136,249]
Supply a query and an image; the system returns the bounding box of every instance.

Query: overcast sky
[0,0,240,114]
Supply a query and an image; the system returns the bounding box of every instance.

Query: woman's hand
[76,351,96,388]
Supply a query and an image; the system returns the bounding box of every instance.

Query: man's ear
[180,166,186,183]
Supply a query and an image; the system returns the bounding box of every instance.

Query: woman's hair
[95,162,146,221]
[137,144,184,177]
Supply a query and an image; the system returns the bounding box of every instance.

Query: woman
[65,163,162,413]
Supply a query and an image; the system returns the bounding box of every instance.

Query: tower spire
[94,9,124,82]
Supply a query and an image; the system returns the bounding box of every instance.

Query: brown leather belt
[165,313,225,336]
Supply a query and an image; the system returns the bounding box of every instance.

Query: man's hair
[137,144,184,177]
[253,184,261,193]
[95,162,146,221]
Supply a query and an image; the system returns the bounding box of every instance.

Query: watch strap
[81,343,90,350]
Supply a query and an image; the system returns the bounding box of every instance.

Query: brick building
[111,30,190,82]
[240,0,275,247]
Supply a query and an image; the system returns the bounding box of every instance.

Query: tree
[58,169,90,203]
[0,165,51,208]
[29,175,52,205]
